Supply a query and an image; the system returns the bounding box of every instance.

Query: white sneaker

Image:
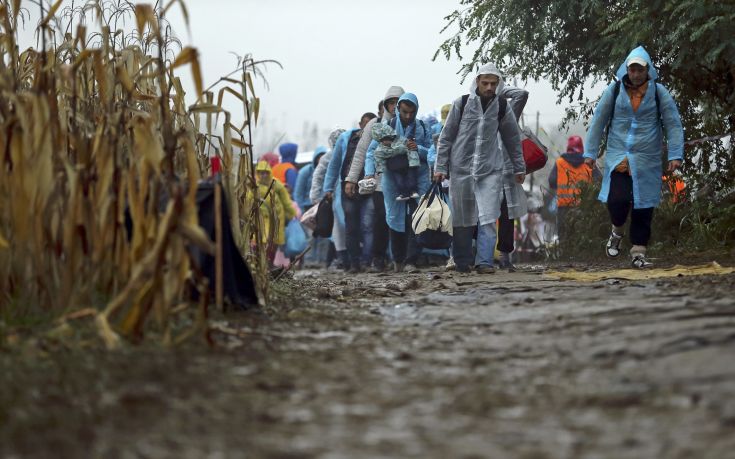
[410,192,420,199]
[631,253,653,269]
[445,256,456,271]
[606,231,624,258]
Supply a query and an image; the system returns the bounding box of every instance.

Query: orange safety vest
[663,175,686,203]
[271,162,295,186]
[556,158,593,207]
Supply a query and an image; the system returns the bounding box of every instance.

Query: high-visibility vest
[556,158,593,207]
[271,162,295,186]
[663,175,686,203]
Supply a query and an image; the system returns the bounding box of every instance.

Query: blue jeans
[475,222,497,267]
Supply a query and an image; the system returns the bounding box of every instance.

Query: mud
[1,266,734,458]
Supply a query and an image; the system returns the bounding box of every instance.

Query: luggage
[313,198,334,238]
[521,128,548,173]
[411,183,453,250]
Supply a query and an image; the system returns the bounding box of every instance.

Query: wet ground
[1,265,734,458]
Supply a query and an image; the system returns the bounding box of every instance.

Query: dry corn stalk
[0,0,275,348]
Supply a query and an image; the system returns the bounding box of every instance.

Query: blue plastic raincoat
[365,93,431,232]
[294,146,327,212]
[583,46,684,209]
[323,129,361,227]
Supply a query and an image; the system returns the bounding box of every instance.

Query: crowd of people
[250,45,685,273]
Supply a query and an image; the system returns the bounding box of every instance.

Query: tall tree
[436,0,735,191]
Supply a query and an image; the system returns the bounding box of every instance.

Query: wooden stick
[273,243,312,282]
[214,182,224,313]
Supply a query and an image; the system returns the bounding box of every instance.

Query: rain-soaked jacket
[323,128,362,227]
[583,46,684,209]
[365,93,432,232]
[499,85,530,219]
[371,123,418,173]
[435,64,525,227]
[272,143,299,192]
[346,86,405,193]
[294,146,327,211]
[248,161,296,245]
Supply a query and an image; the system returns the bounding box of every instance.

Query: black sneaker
[606,232,624,258]
[631,253,653,269]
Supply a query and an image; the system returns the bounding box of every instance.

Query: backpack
[457,94,507,124]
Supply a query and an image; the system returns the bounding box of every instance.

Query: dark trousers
[452,226,476,270]
[497,196,514,253]
[393,167,419,197]
[342,191,372,268]
[372,191,390,261]
[607,171,654,246]
[389,200,419,264]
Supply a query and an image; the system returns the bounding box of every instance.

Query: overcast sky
[19,0,588,154]
[167,0,572,154]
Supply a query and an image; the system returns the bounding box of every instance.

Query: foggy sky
[17,0,588,154]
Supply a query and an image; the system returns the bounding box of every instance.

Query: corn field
[0,0,273,348]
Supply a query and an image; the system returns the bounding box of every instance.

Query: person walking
[496,84,531,271]
[434,63,526,274]
[363,92,432,272]
[310,129,346,269]
[549,135,601,242]
[272,143,299,193]
[343,86,405,272]
[323,113,378,272]
[583,46,684,268]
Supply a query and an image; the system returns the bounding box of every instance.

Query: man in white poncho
[434,63,526,274]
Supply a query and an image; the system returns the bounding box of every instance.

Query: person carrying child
[371,122,420,201]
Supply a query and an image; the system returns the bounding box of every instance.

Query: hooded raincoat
[323,128,362,227]
[248,161,296,245]
[294,146,327,211]
[498,85,530,219]
[346,86,406,193]
[364,93,432,232]
[272,143,299,191]
[435,64,525,227]
[583,46,684,209]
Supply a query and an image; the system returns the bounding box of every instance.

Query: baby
[371,123,420,201]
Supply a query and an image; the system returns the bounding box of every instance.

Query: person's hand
[323,191,333,202]
[584,157,596,168]
[667,159,682,173]
[433,172,445,183]
[515,173,526,184]
[344,182,357,197]
[406,139,418,151]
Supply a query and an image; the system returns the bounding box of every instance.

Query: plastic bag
[284,219,308,258]
[411,183,453,249]
[300,204,319,230]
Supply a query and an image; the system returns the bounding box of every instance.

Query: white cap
[627,57,648,67]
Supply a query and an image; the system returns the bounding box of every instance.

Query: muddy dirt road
[2,267,734,458]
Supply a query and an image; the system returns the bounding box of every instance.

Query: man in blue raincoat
[365,93,432,273]
[584,46,684,269]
